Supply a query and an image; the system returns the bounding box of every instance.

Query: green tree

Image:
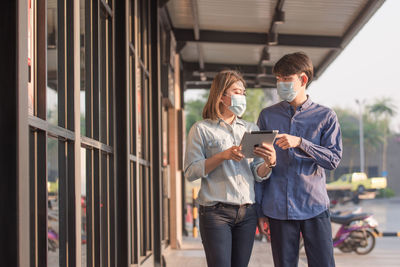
[242,88,270,123]
[334,108,359,172]
[185,88,274,134]
[368,98,397,174]
[185,91,208,134]
[362,113,384,176]
[334,107,383,176]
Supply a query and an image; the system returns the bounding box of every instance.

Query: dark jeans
[268,210,335,267]
[199,203,258,267]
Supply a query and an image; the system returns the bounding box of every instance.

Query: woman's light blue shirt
[184,118,270,206]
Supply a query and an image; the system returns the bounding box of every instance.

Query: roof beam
[190,0,205,74]
[174,29,342,49]
[184,81,275,90]
[183,62,272,74]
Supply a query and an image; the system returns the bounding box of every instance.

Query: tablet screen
[240,130,278,158]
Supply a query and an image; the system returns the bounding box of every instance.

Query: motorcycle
[299,208,378,255]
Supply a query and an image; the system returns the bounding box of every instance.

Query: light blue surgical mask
[276,81,298,102]
[226,94,246,117]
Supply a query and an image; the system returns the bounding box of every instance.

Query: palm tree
[335,108,359,172]
[368,98,397,175]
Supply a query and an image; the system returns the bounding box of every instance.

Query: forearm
[257,162,273,178]
[298,138,341,170]
[204,152,225,175]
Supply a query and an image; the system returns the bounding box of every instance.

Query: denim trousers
[268,210,335,267]
[199,203,258,267]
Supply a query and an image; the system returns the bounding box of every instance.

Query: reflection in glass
[80,0,86,136]
[81,148,87,266]
[47,138,59,266]
[137,67,142,157]
[28,0,35,115]
[47,0,58,125]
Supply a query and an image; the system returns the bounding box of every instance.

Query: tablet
[240,130,279,158]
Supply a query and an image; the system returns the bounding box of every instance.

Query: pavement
[163,236,285,267]
[164,197,400,267]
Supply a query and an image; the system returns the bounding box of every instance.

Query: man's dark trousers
[268,210,335,267]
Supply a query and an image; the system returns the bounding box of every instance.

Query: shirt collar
[280,95,313,111]
[217,117,245,127]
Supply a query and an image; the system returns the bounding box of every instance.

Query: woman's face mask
[227,94,246,117]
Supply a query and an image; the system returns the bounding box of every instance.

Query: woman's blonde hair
[202,70,246,120]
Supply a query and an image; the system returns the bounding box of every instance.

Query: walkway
[163,236,307,267]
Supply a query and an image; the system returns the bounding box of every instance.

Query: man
[256,52,342,267]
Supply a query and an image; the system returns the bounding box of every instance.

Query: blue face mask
[227,94,246,117]
[276,81,298,102]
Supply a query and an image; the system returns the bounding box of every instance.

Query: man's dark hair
[273,52,314,88]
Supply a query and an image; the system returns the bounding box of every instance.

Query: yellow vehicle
[327,172,387,193]
[327,172,387,204]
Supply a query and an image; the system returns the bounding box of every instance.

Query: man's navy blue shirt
[256,97,342,220]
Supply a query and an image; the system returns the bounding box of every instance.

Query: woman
[184,70,276,267]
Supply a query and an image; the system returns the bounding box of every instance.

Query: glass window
[80,0,86,136]
[47,0,58,125]
[81,147,87,267]
[28,0,35,115]
[47,137,59,266]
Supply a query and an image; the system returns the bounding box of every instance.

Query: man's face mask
[276,75,304,102]
[276,81,297,102]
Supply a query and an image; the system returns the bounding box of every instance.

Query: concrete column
[168,54,183,249]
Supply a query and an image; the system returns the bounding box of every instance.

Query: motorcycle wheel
[355,230,375,255]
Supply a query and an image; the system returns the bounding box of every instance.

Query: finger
[279,144,288,150]
[261,143,273,150]
[233,150,244,158]
[259,144,273,152]
[276,134,283,139]
[276,141,286,148]
[254,148,271,157]
[257,147,273,155]
[275,138,285,145]
[258,222,268,236]
[282,144,290,150]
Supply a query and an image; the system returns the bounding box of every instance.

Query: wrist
[296,137,302,147]
[265,161,276,168]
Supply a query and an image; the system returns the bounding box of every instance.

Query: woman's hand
[254,142,276,166]
[258,217,270,236]
[205,145,244,175]
[221,145,244,162]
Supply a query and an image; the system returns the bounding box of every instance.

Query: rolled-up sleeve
[184,124,207,181]
[251,158,271,182]
[249,123,271,182]
[255,179,266,217]
[298,112,343,170]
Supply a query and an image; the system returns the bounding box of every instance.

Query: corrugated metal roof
[278,0,369,36]
[164,0,385,88]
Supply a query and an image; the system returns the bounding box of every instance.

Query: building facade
[2,0,185,266]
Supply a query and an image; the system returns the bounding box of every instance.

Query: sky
[185,0,400,132]
[308,0,400,132]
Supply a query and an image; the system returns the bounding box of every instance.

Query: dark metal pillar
[151,0,163,266]
[114,0,129,266]
[0,1,29,266]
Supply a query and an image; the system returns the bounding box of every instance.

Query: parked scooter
[299,208,378,255]
[331,211,378,254]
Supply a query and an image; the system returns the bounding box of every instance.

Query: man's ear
[301,75,308,87]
